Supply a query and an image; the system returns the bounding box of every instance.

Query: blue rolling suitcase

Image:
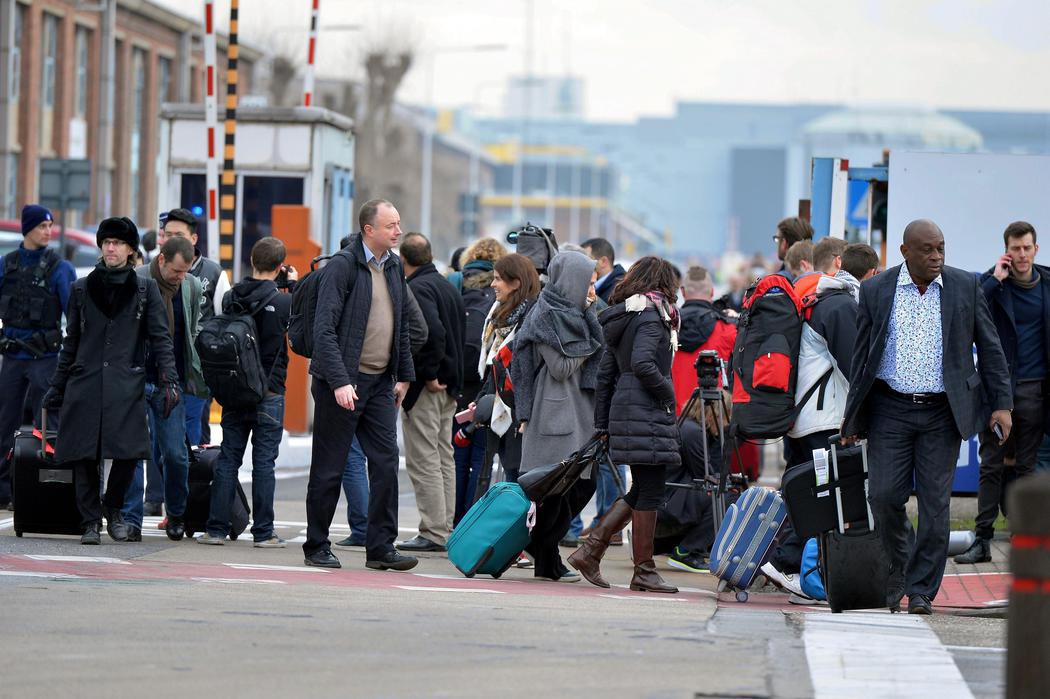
[709,486,786,602]
[448,482,534,578]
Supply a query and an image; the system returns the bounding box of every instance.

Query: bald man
[841,219,1012,614]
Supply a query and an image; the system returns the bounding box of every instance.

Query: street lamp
[420,43,507,237]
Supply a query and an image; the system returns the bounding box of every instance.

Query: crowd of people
[1,200,1044,610]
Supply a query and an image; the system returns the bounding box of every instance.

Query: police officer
[44,217,179,544]
[0,205,76,510]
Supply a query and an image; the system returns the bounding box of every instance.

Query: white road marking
[191,577,286,585]
[223,563,331,573]
[413,573,520,584]
[945,645,1007,654]
[597,594,688,602]
[394,585,504,594]
[0,517,13,530]
[25,555,130,565]
[0,571,81,579]
[804,613,973,699]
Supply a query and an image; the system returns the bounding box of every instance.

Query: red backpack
[729,274,806,440]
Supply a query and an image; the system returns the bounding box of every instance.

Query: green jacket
[135,265,208,398]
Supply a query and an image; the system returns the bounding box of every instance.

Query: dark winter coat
[662,418,719,527]
[309,234,415,390]
[404,262,466,412]
[595,264,626,304]
[223,278,292,395]
[49,265,177,462]
[594,302,681,467]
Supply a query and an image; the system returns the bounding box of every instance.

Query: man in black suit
[841,219,1013,615]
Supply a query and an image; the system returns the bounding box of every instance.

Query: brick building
[0,0,260,228]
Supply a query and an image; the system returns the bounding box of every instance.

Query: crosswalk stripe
[191,577,286,585]
[224,563,331,573]
[394,586,503,594]
[25,555,130,565]
[0,571,81,580]
[804,613,973,699]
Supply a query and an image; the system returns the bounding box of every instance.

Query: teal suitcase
[448,482,533,578]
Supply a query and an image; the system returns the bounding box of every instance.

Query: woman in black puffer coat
[568,256,682,593]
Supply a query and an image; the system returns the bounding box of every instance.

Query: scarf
[626,291,681,350]
[1009,269,1040,290]
[510,285,604,423]
[149,256,178,336]
[90,262,136,318]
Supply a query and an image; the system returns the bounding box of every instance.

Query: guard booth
[156,104,355,435]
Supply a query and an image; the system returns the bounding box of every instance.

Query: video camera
[695,349,722,392]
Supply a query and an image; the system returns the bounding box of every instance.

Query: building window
[74,27,90,117]
[158,56,172,103]
[39,13,58,151]
[9,5,22,103]
[129,49,146,217]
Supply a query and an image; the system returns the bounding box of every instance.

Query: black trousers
[770,429,838,574]
[526,475,596,578]
[73,458,137,529]
[975,378,1044,540]
[867,390,961,600]
[305,374,400,559]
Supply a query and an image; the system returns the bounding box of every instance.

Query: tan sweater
[358,260,394,375]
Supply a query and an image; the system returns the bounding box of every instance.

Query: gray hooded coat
[512,251,603,474]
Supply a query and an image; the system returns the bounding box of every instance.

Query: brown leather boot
[629,510,678,593]
[567,498,632,588]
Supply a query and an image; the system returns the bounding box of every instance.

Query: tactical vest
[190,253,222,319]
[0,249,62,331]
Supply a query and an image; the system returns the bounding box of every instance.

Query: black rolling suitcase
[814,438,890,613]
[12,410,81,537]
[183,445,250,540]
[782,439,870,541]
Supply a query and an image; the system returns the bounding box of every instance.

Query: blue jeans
[183,393,207,446]
[453,428,486,524]
[341,436,369,542]
[122,461,148,530]
[139,382,189,518]
[208,393,284,541]
[588,463,628,529]
[1037,434,1050,472]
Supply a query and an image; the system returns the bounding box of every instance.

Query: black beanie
[96,217,140,250]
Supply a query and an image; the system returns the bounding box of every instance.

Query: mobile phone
[455,408,474,424]
[993,423,1004,441]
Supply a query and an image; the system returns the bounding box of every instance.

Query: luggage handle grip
[826,433,841,445]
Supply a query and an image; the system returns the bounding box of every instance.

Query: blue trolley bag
[709,486,787,600]
[447,482,534,578]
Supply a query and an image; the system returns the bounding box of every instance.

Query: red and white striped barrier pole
[303,0,319,106]
[202,0,219,260]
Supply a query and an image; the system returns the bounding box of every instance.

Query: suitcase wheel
[14,529,22,537]
[491,572,501,579]
[465,572,476,578]
[735,590,749,603]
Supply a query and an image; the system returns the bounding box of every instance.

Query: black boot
[953,537,991,564]
[104,507,128,542]
[166,515,185,541]
[81,522,102,545]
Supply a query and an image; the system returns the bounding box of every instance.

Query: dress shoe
[366,551,419,571]
[126,526,142,543]
[304,549,341,568]
[954,537,991,564]
[886,565,906,612]
[334,536,367,548]
[537,570,581,583]
[104,507,128,542]
[143,502,163,517]
[165,516,185,541]
[395,535,445,552]
[81,523,101,545]
[908,594,933,615]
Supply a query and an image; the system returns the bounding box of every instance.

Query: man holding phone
[956,221,1050,564]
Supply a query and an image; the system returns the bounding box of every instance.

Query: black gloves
[42,388,63,412]
[161,381,181,419]
[592,428,610,443]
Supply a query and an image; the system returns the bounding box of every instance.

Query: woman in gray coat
[512,250,602,581]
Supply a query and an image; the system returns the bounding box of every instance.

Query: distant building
[0,0,261,228]
[503,76,584,121]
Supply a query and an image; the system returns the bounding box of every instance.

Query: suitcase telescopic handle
[827,433,841,445]
[41,408,47,450]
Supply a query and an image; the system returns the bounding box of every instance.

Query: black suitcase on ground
[12,410,81,537]
[183,445,250,540]
[820,526,891,613]
[782,440,870,541]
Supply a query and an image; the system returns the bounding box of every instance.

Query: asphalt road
[0,474,1009,698]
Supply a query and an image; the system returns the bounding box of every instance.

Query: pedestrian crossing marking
[224,563,331,573]
[395,586,504,594]
[191,577,287,585]
[26,555,131,565]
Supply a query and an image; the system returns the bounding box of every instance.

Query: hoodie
[223,277,292,395]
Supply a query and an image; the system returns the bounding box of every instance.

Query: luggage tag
[526,501,537,532]
[812,449,830,497]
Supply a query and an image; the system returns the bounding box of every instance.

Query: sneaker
[759,562,805,597]
[667,547,708,574]
[196,533,225,545]
[788,592,821,605]
[515,552,533,569]
[254,536,287,548]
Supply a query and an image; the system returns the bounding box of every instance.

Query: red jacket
[673,300,737,414]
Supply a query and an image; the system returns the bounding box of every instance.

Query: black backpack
[196,289,278,409]
[287,248,356,358]
[461,284,496,383]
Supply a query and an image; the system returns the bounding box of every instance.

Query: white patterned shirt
[876,264,945,393]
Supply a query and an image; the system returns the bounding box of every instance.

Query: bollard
[1006,472,1050,698]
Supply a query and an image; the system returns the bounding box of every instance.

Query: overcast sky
[159,0,1050,121]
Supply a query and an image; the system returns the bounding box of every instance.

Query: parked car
[0,220,99,277]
